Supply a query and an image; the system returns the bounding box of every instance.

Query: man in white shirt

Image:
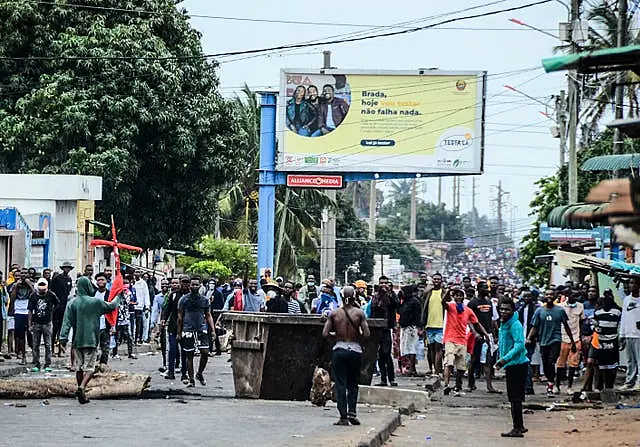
[133,270,150,344]
[620,278,640,391]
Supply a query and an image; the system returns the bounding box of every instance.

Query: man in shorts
[60,277,120,404]
[421,273,447,376]
[556,291,584,394]
[177,276,216,388]
[442,288,491,395]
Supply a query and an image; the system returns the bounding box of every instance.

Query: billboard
[278,69,486,174]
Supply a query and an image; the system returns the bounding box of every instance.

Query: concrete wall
[0,175,102,276]
[55,200,78,275]
[0,175,101,201]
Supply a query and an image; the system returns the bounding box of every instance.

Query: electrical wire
[0,0,554,61]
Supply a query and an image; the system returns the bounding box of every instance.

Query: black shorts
[591,339,619,369]
[14,314,28,339]
[181,331,208,352]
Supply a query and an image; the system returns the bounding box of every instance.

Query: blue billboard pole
[257,92,278,278]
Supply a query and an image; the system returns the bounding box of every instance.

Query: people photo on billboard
[285,74,351,137]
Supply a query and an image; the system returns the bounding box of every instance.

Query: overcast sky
[180,0,588,240]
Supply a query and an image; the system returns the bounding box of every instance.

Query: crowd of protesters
[1,259,639,436]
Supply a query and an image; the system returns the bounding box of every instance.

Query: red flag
[89,217,142,327]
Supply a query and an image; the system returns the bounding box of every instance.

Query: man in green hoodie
[60,277,120,404]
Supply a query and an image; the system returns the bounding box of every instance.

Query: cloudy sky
[180,0,592,240]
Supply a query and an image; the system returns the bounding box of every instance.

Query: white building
[0,174,102,276]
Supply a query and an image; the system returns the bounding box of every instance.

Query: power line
[0,0,553,61]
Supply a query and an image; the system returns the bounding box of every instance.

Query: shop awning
[542,44,640,75]
[607,118,640,138]
[581,153,640,171]
[546,203,606,229]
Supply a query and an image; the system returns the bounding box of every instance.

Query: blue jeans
[297,127,311,137]
[332,348,361,419]
[129,314,136,342]
[525,344,534,392]
[168,333,179,374]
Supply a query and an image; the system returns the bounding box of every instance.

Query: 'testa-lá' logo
[437,128,474,152]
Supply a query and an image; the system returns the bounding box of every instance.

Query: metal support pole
[567,0,580,203]
[557,90,567,203]
[257,92,277,279]
[613,0,628,178]
[368,180,376,240]
[320,189,337,280]
[409,178,417,240]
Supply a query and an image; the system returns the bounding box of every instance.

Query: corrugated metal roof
[546,203,606,229]
[542,44,640,74]
[581,154,640,171]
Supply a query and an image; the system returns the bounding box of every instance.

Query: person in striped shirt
[283,281,301,314]
[592,290,622,391]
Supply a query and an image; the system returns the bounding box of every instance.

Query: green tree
[335,193,374,282]
[460,209,513,248]
[388,179,413,202]
[197,236,254,276]
[187,260,232,281]
[381,197,463,248]
[374,224,423,270]
[0,1,243,248]
[580,1,639,130]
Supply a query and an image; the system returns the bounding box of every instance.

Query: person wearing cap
[299,274,320,312]
[354,280,368,307]
[28,278,59,372]
[50,261,74,357]
[9,268,34,365]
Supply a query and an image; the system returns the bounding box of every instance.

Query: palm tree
[389,179,413,202]
[580,0,640,131]
[217,85,335,277]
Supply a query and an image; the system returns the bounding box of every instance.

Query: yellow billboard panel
[278,70,486,174]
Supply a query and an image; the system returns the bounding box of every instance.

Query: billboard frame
[277,68,487,176]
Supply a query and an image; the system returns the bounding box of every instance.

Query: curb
[357,411,401,447]
[0,366,27,378]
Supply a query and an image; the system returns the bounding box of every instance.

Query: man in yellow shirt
[421,273,447,376]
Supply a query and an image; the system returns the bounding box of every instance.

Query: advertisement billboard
[278,69,486,174]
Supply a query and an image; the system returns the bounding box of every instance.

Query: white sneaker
[618,384,633,391]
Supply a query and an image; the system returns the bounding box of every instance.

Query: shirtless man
[322,286,370,426]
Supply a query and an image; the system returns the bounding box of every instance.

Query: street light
[508,18,560,40]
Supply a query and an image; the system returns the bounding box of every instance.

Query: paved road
[0,349,397,447]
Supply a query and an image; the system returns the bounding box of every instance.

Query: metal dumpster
[222,312,386,401]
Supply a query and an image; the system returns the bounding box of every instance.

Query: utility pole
[452,177,457,213]
[567,0,580,203]
[492,181,509,249]
[437,177,442,206]
[556,90,568,203]
[456,177,461,215]
[368,179,376,240]
[409,178,417,240]
[613,0,628,177]
[471,177,477,213]
[320,51,336,280]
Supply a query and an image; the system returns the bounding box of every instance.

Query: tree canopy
[0,1,243,248]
